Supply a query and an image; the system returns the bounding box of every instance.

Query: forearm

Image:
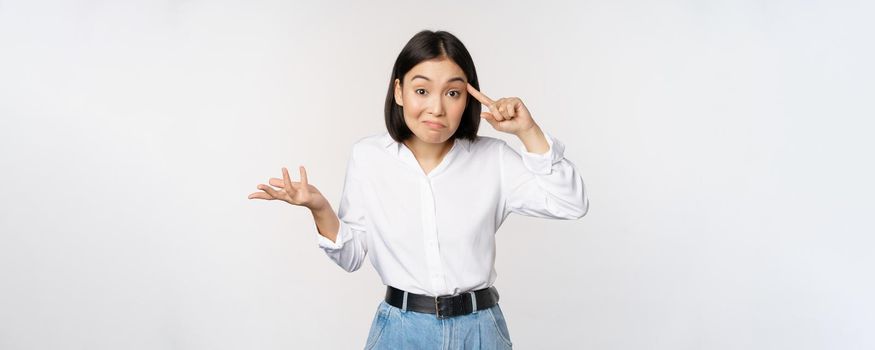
[313,203,367,273]
[516,124,549,154]
[311,205,340,243]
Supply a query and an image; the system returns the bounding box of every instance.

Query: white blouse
[316,130,589,297]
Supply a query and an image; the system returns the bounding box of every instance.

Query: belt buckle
[434,295,447,319]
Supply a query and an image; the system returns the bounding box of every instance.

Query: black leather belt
[384,285,500,319]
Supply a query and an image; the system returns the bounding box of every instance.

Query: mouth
[423,121,445,129]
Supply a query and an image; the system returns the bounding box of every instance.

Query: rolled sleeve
[316,222,346,250]
[518,130,567,175]
[501,130,588,220]
[316,145,369,272]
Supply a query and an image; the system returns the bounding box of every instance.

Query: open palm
[248,166,328,211]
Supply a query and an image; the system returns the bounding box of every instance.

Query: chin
[416,132,447,143]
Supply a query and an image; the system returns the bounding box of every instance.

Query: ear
[394,78,403,107]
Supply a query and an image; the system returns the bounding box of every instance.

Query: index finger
[298,166,308,189]
[282,167,295,192]
[467,83,494,106]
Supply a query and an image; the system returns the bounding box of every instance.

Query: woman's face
[394,57,468,145]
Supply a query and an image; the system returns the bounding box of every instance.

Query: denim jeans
[364,300,513,349]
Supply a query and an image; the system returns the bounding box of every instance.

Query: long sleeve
[316,146,368,272]
[499,130,589,220]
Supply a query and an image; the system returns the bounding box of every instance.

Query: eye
[448,90,461,98]
[415,88,427,95]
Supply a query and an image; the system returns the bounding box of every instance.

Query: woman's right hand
[248,166,329,211]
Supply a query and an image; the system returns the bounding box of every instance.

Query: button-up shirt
[316,130,589,297]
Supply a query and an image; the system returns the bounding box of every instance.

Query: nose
[427,94,445,116]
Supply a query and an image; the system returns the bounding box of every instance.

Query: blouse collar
[383,133,472,154]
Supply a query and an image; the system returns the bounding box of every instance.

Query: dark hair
[384,30,481,143]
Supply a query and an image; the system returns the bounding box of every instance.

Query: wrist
[515,123,541,139]
[309,203,332,216]
[516,124,549,154]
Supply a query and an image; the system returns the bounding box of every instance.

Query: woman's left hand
[467,83,537,136]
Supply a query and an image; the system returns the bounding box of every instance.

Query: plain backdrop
[1,0,873,349]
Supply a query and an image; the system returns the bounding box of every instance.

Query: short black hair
[384,30,481,143]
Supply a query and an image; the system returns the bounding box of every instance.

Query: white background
[1,0,873,349]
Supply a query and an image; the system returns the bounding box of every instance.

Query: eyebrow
[411,75,467,84]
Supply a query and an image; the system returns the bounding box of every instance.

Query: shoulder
[352,131,390,149]
[348,132,510,156]
[471,135,506,146]
[469,134,513,154]
[345,131,394,161]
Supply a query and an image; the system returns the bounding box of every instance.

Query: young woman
[249,30,589,349]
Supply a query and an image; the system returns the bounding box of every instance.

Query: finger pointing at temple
[467,83,507,121]
[467,83,495,107]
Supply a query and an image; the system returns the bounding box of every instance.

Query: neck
[403,137,455,162]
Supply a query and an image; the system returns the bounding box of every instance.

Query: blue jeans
[364,300,514,349]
